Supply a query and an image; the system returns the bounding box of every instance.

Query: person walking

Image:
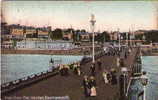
[77,67,81,76]
[82,75,91,97]
[59,64,64,76]
[117,57,120,67]
[73,63,78,75]
[89,76,97,97]
[102,70,109,84]
[97,59,102,71]
[90,86,97,97]
[90,63,96,76]
[107,71,112,84]
[111,68,117,85]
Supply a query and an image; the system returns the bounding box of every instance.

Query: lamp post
[142,35,146,44]
[90,14,96,63]
[126,32,128,46]
[132,24,135,47]
[141,71,148,100]
[121,67,128,95]
[118,28,121,51]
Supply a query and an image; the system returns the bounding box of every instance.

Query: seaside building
[62,29,73,41]
[1,34,13,43]
[16,40,77,50]
[10,24,24,37]
[1,40,14,49]
[37,28,49,39]
[1,22,10,35]
[25,27,36,35]
[80,33,90,42]
[109,31,118,41]
[63,33,73,40]
[24,27,36,38]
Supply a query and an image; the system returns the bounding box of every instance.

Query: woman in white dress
[102,71,109,84]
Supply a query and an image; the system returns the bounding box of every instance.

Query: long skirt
[84,87,91,97]
[103,75,109,84]
[90,87,97,96]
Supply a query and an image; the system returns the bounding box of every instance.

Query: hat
[111,68,115,72]
[90,76,95,80]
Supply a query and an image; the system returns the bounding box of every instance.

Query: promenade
[2,48,138,100]
[1,49,82,55]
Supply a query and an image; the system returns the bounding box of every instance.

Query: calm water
[142,56,158,100]
[129,56,158,100]
[1,54,83,84]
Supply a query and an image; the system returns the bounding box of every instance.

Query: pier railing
[1,68,59,95]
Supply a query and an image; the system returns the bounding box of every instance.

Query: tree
[144,30,158,43]
[94,31,110,43]
[72,32,79,42]
[50,28,63,40]
[135,34,143,40]
[74,30,81,42]
[101,31,110,43]
[12,39,17,49]
[81,29,86,33]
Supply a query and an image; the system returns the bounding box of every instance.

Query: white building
[16,40,76,50]
[1,41,14,49]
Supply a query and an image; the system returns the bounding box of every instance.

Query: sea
[130,56,158,100]
[1,54,83,84]
[141,56,158,100]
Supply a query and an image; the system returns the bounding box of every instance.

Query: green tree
[12,39,17,48]
[94,31,110,43]
[102,31,110,42]
[50,28,63,40]
[135,34,143,40]
[144,30,158,43]
[81,29,86,33]
[75,30,81,42]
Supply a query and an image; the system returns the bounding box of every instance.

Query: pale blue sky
[2,1,158,32]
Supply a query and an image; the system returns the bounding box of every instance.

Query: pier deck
[2,48,137,100]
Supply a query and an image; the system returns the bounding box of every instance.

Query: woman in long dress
[83,75,91,97]
[90,86,97,97]
[117,57,120,67]
[102,71,109,84]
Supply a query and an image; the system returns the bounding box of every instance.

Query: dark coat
[83,79,91,97]
[89,79,96,88]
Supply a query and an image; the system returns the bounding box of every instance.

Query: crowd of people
[105,47,121,57]
[82,58,119,98]
[59,62,81,76]
[59,64,69,76]
[83,75,97,97]
[102,69,118,85]
[57,46,132,98]
[104,46,132,58]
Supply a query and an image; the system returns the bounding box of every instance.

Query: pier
[1,47,140,100]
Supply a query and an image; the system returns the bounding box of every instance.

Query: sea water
[142,56,158,100]
[1,54,83,84]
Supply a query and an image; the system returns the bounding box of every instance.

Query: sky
[2,1,158,32]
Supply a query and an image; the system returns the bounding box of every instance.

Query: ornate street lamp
[121,67,128,95]
[118,28,121,51]
[90,14,96,63]
[126,32,128,46]
[141,71,148,100]
[142,35,146,44]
